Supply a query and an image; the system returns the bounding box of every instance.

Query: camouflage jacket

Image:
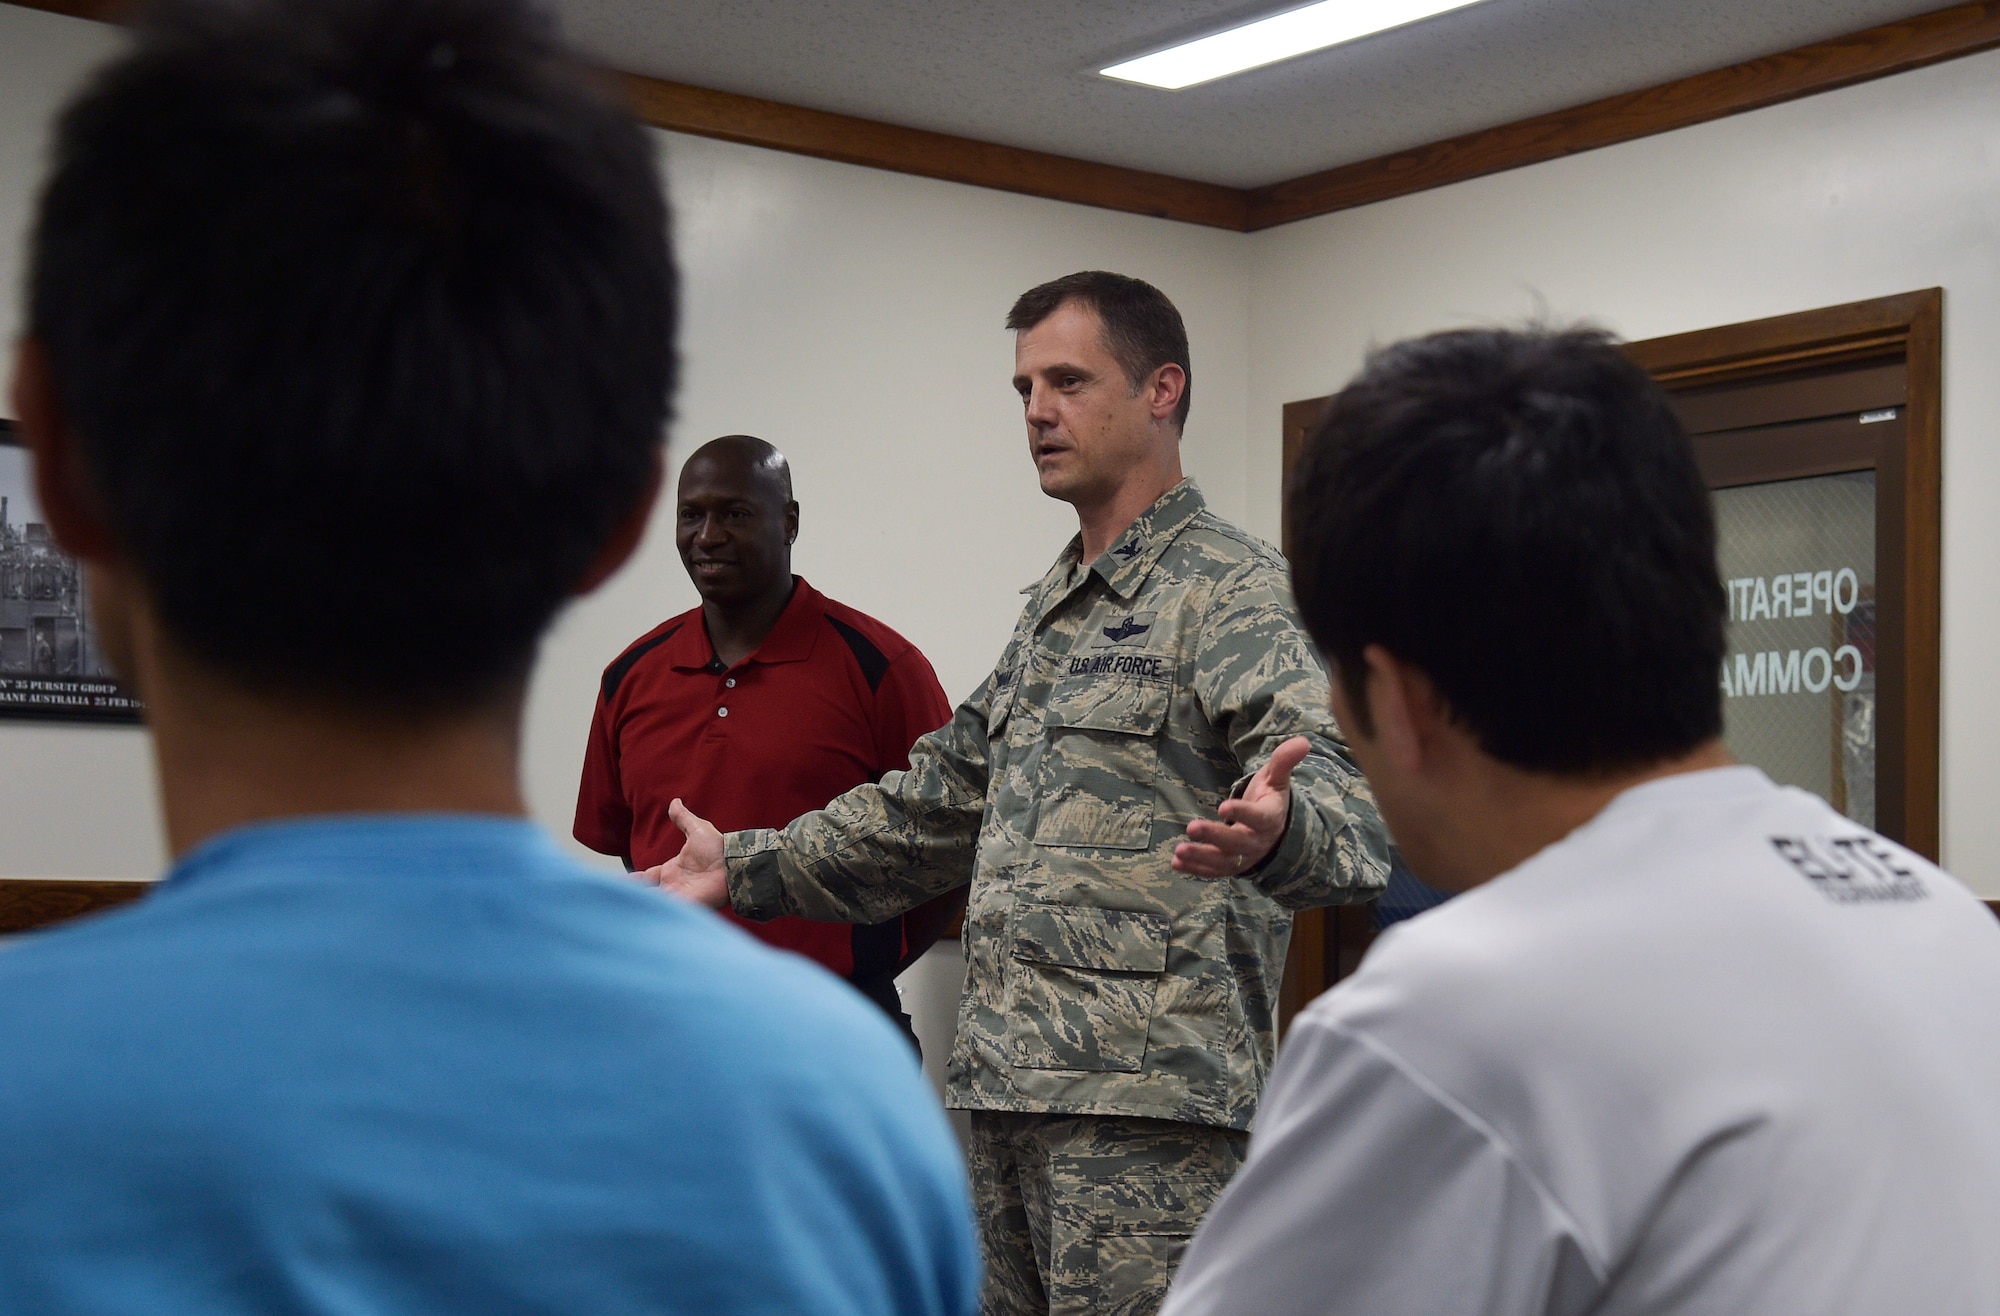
[726,480,1389,1129]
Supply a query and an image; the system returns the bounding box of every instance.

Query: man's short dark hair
[1289,326,1726,775]
[1006,271,1192,431]
[28,0,676,711]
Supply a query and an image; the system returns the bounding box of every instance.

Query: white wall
[526,130,1251,861]
[1243,48,2000,892]
[0,4,1251,880]
[8,0,2000,905]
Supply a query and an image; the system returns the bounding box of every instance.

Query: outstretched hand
[638,798,730,909]
[1172,736,1308,879]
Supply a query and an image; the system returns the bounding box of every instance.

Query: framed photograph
[0,419,143,724]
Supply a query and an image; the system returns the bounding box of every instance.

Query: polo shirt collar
[665,576,826,671]
[752,577,827,664]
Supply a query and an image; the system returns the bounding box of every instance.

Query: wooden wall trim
[1243,4,2000,231]
[10,1,2000,233]
[614,75,1248,230]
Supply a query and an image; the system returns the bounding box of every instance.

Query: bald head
[682,435,792,504]
[675,434,799,613]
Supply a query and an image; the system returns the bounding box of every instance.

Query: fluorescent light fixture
[1102,0,1489,90]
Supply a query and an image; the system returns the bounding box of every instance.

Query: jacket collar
[1093,479,1206,600]
[1024,480,1207,621]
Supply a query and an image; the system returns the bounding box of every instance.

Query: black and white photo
[0,419,141,723]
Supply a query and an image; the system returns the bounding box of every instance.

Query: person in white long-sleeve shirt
[1163,326,2000,1316]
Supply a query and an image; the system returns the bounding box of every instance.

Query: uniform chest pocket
[1032,675,1169,851]
[1008,904,1168,1073]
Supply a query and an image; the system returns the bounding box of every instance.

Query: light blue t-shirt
[0,815,980,1314]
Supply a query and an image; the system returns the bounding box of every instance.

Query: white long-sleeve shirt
[1165,766,2000,1316]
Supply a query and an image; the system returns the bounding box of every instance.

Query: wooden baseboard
[0,878,151,934]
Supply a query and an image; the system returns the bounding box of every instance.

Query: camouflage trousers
[967,1111,1247,1316]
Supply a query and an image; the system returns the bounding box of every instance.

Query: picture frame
[0,418,144,724]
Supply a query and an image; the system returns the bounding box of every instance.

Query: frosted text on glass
[1721,567,1865,699]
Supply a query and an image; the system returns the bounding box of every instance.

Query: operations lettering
[1727,568,1861,621]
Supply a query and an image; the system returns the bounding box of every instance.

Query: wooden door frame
[1279,288,1945,1023]
[1279,396,1382,1030]
[1625,288,1943,860]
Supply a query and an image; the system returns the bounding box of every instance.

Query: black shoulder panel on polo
[602,623,683,702]
[827,616,891,694]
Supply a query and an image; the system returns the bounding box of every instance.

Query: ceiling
[551,0,1954,189]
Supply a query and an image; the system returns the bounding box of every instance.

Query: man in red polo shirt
[576,435,962,1045]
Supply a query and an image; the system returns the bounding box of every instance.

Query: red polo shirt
[575,578,956,998]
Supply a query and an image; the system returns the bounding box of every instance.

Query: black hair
[1006,271,1192,431]
[1289,326,1725,775]
[27,0,676,712]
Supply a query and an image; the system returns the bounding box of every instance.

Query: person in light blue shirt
[0,1,979,1312]
[0,819,976,1313]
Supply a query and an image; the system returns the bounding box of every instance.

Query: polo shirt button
[724,678,736,688]
[717,707,729,718]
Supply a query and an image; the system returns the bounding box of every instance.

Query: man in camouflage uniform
[655,271,1389,1315]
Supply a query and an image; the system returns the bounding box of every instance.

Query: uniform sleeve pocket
[1033,677,1169,850]
[1007,904,1167,1072]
